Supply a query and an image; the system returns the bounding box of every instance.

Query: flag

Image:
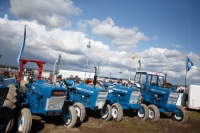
[17,25,26,69]
[138,59,141,70]
[186,57,194,72]
[55,54,61,75]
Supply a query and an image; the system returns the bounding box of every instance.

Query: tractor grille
[129,91,140,104]
[167,92,179,104]
[95,91,108,109]
[45,97,65,111]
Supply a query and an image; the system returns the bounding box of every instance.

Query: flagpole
[185,70,187,89]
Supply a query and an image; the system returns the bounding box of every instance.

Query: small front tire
[73,102,86,122]
[111,103,123,122]
[100,104,112,121]
[137,104,149,121]
[148,104,160,122]
[63,106,77,128]
[172,105,188,123]
[17,108,32,133]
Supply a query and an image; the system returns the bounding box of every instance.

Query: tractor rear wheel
[0,107,15,133]
[137,104,149,121]
[111,103,123,122]
[100,104,112,121]
[63,106,77,128]
[172,105,188,123]
[17,108,32,133]
[73,102,86,122]
[148,104,160,122]
[3,84,17,109]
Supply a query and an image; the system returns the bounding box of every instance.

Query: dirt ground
[10,108,200,133]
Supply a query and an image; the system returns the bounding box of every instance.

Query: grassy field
[10,108,200,133]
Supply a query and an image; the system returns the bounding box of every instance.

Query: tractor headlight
[49,104,53,109]
[58,105,63,109]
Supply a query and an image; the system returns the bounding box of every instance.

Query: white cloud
[0,15,200,85]
[77,17,154,50]
[172,44,182,48]
[9,0,82,29]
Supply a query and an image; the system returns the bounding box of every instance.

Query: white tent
[59,69,95,80]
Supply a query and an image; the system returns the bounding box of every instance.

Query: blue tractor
[62,67,113,122]
[0,85,15,133]
[0,59,78,132]
[99,79,149,122]
[0,26,77,132]
[132,70,188,123]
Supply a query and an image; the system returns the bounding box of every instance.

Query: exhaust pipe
[93,67,97,87]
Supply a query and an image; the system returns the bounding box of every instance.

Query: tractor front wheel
[172,105,188,123]
[17,108,32,133]
[100,104,112,121]
[148,104,160,122]
[63,106,77,128]
[137,104,149,121]
[111,103,123,122]
[73,102,86,122]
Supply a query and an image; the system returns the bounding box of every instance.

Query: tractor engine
[149,86,179,111]
[106,84,141,109]
[66,81,108,110]
[24,80,66,115]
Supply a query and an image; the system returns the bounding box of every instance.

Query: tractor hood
[30,80,66,97]
[150,86,179,103]
[76,82,107,94]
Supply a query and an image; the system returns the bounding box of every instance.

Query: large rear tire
[0,107,15,133]
[73,102,86,122]
[3,84,17,109]
[137,104,149,121]
[172,105,188,123]
[63,106,77,128]
[17,108,32,133]
[111,103,123,122]
[148,104,160,122]
[100,104,112,121]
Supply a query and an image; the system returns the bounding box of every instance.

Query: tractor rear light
[51,91,66,97]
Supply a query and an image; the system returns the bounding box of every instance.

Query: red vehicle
[85,78,93,85]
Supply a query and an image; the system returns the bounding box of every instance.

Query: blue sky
[0,0,199,85]
[71,0,199,53]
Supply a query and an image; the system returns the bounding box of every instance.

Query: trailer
[185,85,200,110]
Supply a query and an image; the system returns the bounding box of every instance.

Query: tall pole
[97,62,101,75]
[84,42,91,80]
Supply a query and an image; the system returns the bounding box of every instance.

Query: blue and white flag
[17,25,26,69]
[186,57,194,72]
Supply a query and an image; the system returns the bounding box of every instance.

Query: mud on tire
[3,84,17,109]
